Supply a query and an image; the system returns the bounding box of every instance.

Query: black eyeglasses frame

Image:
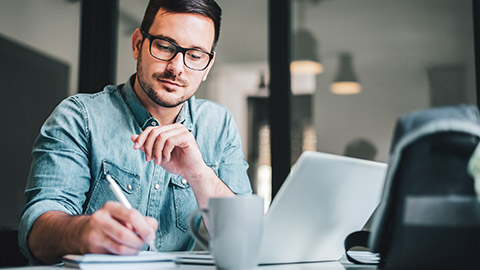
[140,30,214,71]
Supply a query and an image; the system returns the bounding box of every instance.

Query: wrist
[183,164,235,209]
[183,163,213,184]
[28,211,87,264]
[71,215,91,254]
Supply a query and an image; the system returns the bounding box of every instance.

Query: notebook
[63,251,176,269]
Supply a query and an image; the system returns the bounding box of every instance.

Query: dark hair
[140,0,222,51]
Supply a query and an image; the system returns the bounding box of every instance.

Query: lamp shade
[330,52,361,95]
[291,28,323,75]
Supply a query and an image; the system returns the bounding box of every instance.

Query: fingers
[132,127,154,149]
[131,134,139,144]
[151,128,189,164]
[83,202,158,255]
[89,210,142,255]
[132,123,192,164]
[133,125,179,149]
[104,202,157,243]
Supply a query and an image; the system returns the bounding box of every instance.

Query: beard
[136,52,194,108]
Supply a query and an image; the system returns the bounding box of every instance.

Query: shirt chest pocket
[85,160,142,214]
[170,163,219,232]
[171,175,197,232]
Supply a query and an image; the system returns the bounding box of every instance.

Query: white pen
[105,174,158,252]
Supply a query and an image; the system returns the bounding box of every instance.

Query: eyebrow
[150,33,211,53]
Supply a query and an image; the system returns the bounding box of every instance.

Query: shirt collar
[175,96,194,132]
[121,74,193,131]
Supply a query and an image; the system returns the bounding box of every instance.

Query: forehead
[149,9,215,51]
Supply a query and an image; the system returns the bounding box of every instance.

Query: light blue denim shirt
[19,75,252,262]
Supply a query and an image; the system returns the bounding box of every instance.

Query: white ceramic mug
[188,195,264,269]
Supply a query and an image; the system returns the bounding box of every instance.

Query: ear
[132,28,143,60]
[202,71,209,81]
[203,52,216,81]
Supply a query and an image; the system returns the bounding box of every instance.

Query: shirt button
[151,121,157,126]
[127,184,132,190]
[181,179,187,185]
[154,183,160,190]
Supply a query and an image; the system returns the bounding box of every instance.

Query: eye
[154,40,175,53]
[186,50,206,61]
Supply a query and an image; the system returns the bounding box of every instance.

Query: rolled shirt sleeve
[18,96,92,260]
[216,112,252,195]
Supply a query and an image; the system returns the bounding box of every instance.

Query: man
[19,0,252,264]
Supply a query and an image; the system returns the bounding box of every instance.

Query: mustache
[153,71,188,87]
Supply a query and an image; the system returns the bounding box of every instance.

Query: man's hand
[77,202,158,254]
[131,123,235,210]
[28,202,158,264]
[131,123,209,180]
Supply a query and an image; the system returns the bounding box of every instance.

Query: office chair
[369,105,480,269]
[0,229,28,267]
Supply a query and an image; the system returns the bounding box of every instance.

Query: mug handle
[188,208,209,250]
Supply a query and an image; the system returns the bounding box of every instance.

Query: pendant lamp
[330,52,361,95]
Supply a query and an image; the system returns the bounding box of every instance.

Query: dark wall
[0,35,68,229]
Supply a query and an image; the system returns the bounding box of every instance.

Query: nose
[166,52,185,74]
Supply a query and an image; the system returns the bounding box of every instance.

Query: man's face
[133,9,215,108]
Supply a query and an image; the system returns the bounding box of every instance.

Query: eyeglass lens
[151,39,210,70]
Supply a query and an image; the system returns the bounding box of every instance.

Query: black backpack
[347,105,480,269]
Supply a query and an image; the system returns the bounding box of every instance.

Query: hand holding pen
[106,174,159,252]
[69,197,158,256]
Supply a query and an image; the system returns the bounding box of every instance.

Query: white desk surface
[1,261,377,270]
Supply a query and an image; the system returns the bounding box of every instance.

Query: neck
[133,77,183,126]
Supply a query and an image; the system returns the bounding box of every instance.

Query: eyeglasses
[141,30,214,71]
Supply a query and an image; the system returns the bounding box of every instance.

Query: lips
[159,78,183,88]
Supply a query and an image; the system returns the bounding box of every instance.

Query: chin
[151,93,185,108]
[159,100,184,108]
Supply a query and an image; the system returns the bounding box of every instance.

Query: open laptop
[175,151,387,265]
[258,151,387,264]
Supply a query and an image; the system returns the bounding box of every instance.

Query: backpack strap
[344,231,379,265]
